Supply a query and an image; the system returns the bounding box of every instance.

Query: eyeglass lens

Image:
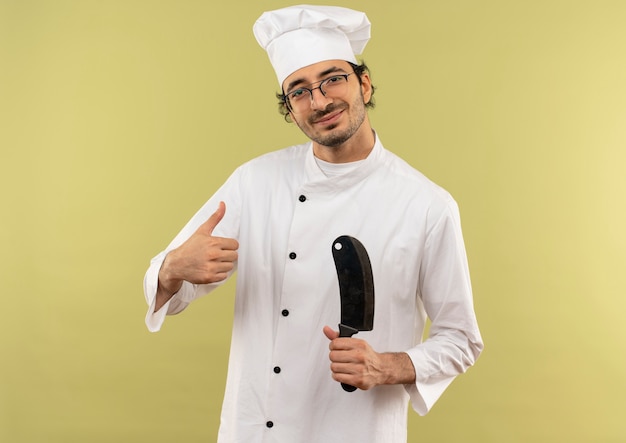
[287,75,350,112]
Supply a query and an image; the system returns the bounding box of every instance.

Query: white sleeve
[143,251,199,332]
[142,167,243,332]
[405,199,484,415]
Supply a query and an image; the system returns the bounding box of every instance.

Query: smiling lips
[313,109,344,126]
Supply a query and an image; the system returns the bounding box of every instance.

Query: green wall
[1,1,625,441]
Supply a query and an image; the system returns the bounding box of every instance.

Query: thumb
[200,201,226,235]
[323,325,339,341]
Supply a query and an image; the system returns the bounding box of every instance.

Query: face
[282,60,372,149]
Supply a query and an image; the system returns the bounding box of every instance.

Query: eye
[289,88,307,100]
[325,75,344,84]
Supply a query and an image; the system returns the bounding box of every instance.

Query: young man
[144,5,483,442]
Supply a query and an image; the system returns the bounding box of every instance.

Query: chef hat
[253,5,371,87]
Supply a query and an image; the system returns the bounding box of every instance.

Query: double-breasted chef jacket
[144,134,483,443]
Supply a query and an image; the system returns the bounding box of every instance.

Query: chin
[315,132,352,148]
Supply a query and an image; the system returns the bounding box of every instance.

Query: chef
[144,5,483,442]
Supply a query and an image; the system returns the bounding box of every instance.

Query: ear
[282,99,295,124]
[358,72,372,105]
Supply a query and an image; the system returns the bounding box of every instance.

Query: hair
[275,61,377,122]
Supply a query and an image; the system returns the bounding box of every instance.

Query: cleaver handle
[338,323,359,392]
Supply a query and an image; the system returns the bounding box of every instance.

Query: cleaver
[331,235,375,392]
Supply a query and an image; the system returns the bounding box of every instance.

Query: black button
[281,309,289,317]
[266,421,274,428]
[299,195,306,202]
[289,252,297,259]
[273,366,281,374]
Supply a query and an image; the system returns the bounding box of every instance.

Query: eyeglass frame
[280,72,355,113]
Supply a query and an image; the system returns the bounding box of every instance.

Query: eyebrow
[285,66,349,92]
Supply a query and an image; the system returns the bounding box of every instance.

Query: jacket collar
[302,132,384,193]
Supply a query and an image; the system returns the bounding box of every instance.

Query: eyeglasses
[282,73,354,113]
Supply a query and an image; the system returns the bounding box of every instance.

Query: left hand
[323,326,390,390]
[323,326,417,390]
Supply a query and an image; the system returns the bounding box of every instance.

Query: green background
[1,0,625,441]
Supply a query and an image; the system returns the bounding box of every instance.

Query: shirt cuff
[405,376,455,416]
[145,296,171,332]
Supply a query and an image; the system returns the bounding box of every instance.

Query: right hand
[156,201,239,307]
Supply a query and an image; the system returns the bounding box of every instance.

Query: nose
[309,86,333,110]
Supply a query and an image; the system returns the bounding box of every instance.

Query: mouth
[312,109,344,126]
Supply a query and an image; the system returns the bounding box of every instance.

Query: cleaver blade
[331,235,375,392]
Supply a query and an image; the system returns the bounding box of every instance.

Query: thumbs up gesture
[155,202,239,310]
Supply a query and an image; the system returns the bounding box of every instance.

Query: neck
[313,117,375,163]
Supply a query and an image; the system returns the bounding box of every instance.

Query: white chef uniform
[144,135,483,443]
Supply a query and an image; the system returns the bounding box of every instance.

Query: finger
[329,336,365,352]
[323,325,339,341]
[330,361,359,375]
[329,348,361,364]
[210,260,236,275]
[214,248,238,263]
[201,201,226,235]
[218,237,240,252]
